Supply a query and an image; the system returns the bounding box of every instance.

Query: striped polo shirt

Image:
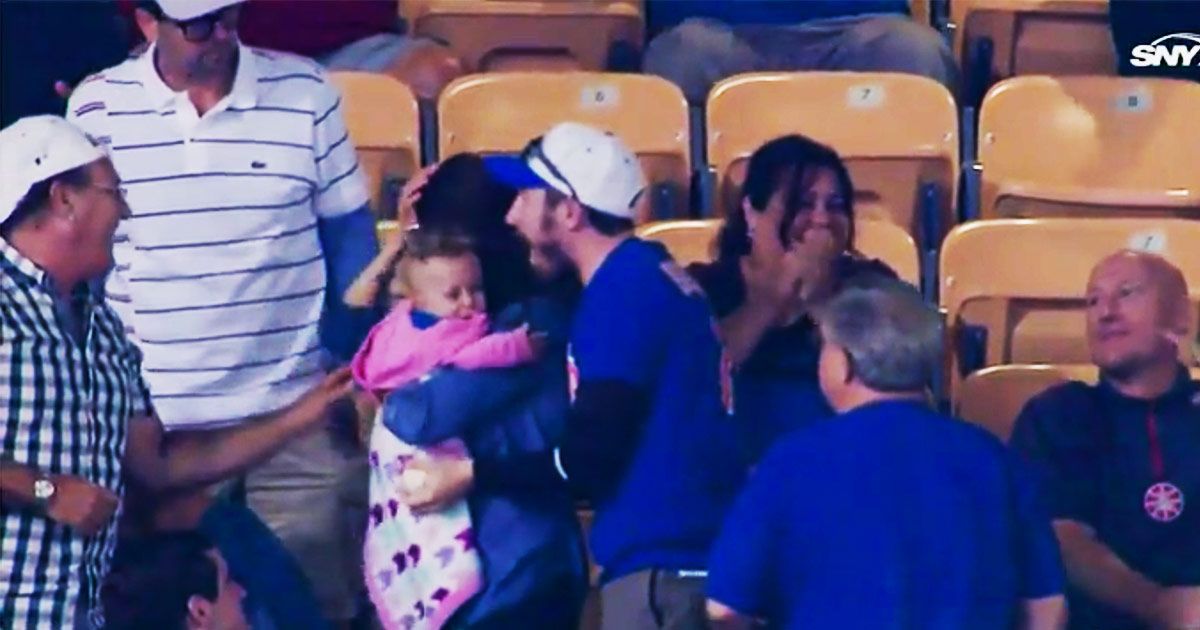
[66,44,368,429]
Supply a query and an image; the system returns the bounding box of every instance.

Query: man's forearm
[128,410,317,492]
[0,461,40,508]
[1054,520,1162,623]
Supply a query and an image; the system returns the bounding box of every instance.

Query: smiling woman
[686,134,900,464]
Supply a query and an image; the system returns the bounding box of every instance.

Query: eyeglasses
[164,6,239,43]
[87,184,126,200]
[521,138,579,201]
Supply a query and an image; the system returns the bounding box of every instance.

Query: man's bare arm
[125,369,353,492]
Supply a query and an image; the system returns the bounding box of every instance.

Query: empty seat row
[335,70,1200,241]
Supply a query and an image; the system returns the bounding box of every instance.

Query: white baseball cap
[484,122,647,220]
[155,0,244,21]
[0,116,105,227]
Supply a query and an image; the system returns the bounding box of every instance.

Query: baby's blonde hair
[391,229,478,297]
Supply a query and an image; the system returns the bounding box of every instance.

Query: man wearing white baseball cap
[66,0,379,622]
[399,122,748,629]
[0,115,354,629]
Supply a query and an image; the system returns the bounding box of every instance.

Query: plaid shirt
[1,239,153,629]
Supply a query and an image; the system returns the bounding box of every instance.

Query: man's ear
[46,180,79,224]
[186,594,212,629]
[561,198,587,232]
[741,198,758,236]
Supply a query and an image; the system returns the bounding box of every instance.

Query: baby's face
[407,254,487,319]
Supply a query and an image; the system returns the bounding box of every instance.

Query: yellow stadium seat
[956,364,1200,440]
[940,218,1200,396]
[978,76,1200,219]
[438,72,690,222]
[329,72,421,222]
[706,72,959,245]
[951,0,1115,103]
[405,0,642,72]
[637,219,921,286]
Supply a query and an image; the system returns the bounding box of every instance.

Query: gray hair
[817,281,942,393]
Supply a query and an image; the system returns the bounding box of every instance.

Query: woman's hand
[398,164,438,227]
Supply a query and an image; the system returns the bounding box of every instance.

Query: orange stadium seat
[940,218,1200,396]
[329,72,421,221]
[706,72,959,248]
[438,72,691,222]
[956,364,1200,440]
[404,0,643,72]
[637,218,921,287]
[978,76,1200,219]
[951,0,1115,104]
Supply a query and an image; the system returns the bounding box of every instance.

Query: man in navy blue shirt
[706,281,1066,630]
[1011,251,1200,630]
[643,0,956,103]
[401,122,745,629]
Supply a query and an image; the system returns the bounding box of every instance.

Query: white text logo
[1130,33,1200,67]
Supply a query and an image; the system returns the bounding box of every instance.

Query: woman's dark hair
[101,531,219,630]
[0,166,91,237]
[714,135,856,264]
[413,153,533,312]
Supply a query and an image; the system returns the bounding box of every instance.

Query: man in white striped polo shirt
[66,0,378,622]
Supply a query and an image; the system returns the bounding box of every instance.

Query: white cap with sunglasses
[484,122,647,220]
[155,0,243,21]
[0,116,105,226]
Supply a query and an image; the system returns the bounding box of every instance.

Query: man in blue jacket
[643,0,956,103]
[400,122,746,629]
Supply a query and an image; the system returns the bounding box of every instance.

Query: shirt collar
[138,42,260,112]
[0,238,101,303]
[0,237,48,285]
[1097,364,1197,406]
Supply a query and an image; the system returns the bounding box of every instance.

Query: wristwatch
[33,477,56,507]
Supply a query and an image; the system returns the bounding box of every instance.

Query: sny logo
[1129,33,1200,68]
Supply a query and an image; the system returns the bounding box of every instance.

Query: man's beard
[530,241,571,280]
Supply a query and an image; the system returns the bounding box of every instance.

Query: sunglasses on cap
[153,5,239,43]
[521,137,580,201]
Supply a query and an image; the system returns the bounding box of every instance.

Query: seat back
[956,364,1200,440]
[979,76,1200,219]
[330,72,421,221]
[940,218,1200,395]
[637,219,921,286]
[952,0,1115,86]
[408,0,643,72]
[706,72,958,242]
[439,72,691,222]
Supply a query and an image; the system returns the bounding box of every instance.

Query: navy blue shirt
[1011,369,1200,630]
[708,400,1064,629]
[689,254,898,463]
[647,0,908,36]
[572,239,745,581]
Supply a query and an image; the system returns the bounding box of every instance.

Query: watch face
[34,479,55,501]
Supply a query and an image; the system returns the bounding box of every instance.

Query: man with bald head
[1011,250,1199,630]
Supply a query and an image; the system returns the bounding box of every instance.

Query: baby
[351,230,541,630]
